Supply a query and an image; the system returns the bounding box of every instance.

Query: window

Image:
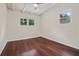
[59,10,71,24]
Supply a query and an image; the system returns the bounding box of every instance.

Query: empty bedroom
[0,3,79,56]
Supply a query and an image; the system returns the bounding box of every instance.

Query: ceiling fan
[33,3,43,9]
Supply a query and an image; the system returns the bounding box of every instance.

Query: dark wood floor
[1,37,79,56]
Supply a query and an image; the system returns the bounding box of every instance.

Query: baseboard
[1,36,79,55]
[41,36,79,50]
[0,41,7,55]
[6,36,79,50]
[7,36,79,50]
[7,36,40,42]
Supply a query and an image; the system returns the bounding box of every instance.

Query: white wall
[41,3,79,49]
[1,3,79,54]
[0,4,7,54]
[6,10,40,41]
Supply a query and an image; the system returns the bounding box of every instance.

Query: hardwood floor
[1,37,79,56]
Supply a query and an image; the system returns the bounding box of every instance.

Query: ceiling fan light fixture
[34,3,38,7]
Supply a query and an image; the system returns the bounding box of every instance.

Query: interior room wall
[1,3,79,54]
[0,4,7,54]
[41,3,79,49]
[6,10,41,41]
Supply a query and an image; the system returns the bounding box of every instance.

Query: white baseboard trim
[0,41,7,55]
[42,36,79,50]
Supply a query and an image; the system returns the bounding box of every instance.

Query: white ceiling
[7,3,57,15]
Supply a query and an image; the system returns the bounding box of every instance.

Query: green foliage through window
[29,19,34,25]
[20,18,27,25]
[20,18,34,26]
[59,10,71,24]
